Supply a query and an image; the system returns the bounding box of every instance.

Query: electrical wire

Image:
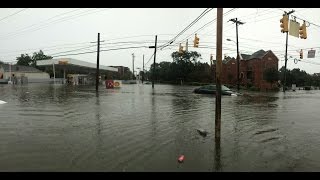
[0,8,28,23]
[159,8,213,49]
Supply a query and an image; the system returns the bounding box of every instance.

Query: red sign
[106,80,114,89]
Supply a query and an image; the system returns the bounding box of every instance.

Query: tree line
[144,51,320,88]
[6,49,320,88]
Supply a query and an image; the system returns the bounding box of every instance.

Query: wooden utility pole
[229,18,244,92]
[151,35,157,89]
[95,33,100,92]
[142,54,144,83]
[132,53,135,80]
[215,8,223,141]
[215,8,223,172]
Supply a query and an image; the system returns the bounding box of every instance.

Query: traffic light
[280,14,289,33]
[300,49,303,59]
[179,43,184,53]
[299,21,307,39]
[193,34,199,47]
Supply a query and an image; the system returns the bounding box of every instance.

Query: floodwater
[0,83,320,171]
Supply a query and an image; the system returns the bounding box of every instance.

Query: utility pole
[142,54,144,83]
[283,10,295,92]
[53,60,55,85]
[186,39,188,52]
[229,18,244,92]
[9,63,12,83]
[215,8,223,172]
[149,35,157,89]
[210,54,214,83]
[132,53,135,80]
[95,33,100,92]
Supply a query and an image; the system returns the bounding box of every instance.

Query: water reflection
[1,84,320,171]
[214,136,221,171]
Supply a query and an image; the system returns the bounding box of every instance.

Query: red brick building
[213,50,279,91]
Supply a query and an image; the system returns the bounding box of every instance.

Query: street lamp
[227,38,240,91]
[226,38,236,43]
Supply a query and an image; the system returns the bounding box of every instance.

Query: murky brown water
[0,83,320,171]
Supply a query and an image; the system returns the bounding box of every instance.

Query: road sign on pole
[289,20,300,38]
[308,50,316,58]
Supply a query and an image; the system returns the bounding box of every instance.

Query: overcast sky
[0,8,319,74]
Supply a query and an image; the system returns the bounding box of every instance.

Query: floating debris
[178,155,185,163]
[0,100,7,104]
[196,128,208,137]
[267,104,278,107]
[254,128,278,135]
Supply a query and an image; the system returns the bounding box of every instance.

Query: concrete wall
[3,72,50,83]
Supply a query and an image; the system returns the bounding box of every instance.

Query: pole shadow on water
[151,88,157,138]
[95,92,102,135]
[95,91,102,161]
[214,136,222,171]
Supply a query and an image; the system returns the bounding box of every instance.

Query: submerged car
[193,84,238,96]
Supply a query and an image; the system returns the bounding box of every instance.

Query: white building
[0,64,50,84]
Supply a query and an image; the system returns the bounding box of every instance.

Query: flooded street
[0,83,320,171]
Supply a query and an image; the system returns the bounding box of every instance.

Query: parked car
[193,84,238,96]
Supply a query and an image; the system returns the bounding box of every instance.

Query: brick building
[213,50,279,91]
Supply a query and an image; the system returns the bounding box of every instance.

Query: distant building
[0,64,50,84]
[109,66,130,79]
[213,50,279,91]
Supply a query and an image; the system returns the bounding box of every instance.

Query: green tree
[32,50,52,67]
[16,50,52,67]
[263,67,279,86]
[16,54,33,66]
[171,51,201,63]
[171,51,201,82]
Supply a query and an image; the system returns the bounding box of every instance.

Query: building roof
[241,50,276,60]
[37,58,118,72]
[222,56,235,64]
[240,53,251,60]
[0,64,42,73]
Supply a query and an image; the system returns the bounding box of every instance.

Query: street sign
[58,60,68,65]
[113,80,122,88]
[289,20,300,38]
[308,50,316,58]
[106,80,114,89]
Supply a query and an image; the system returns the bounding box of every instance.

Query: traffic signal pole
[283,31,289,93]
[282,10,295,93]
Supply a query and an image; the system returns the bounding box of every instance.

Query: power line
[159,8,213,49]
[5,9,83,37]
[52,50,97,58]
[0,8,28,23]
[49,44,97,56]
[0,8,112,40]
[144,53,155,66]
[0,41,94,56]
[52,45,149,58]
[167,8,238,50]
[100,45,148,52]
[0,8,83,38]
